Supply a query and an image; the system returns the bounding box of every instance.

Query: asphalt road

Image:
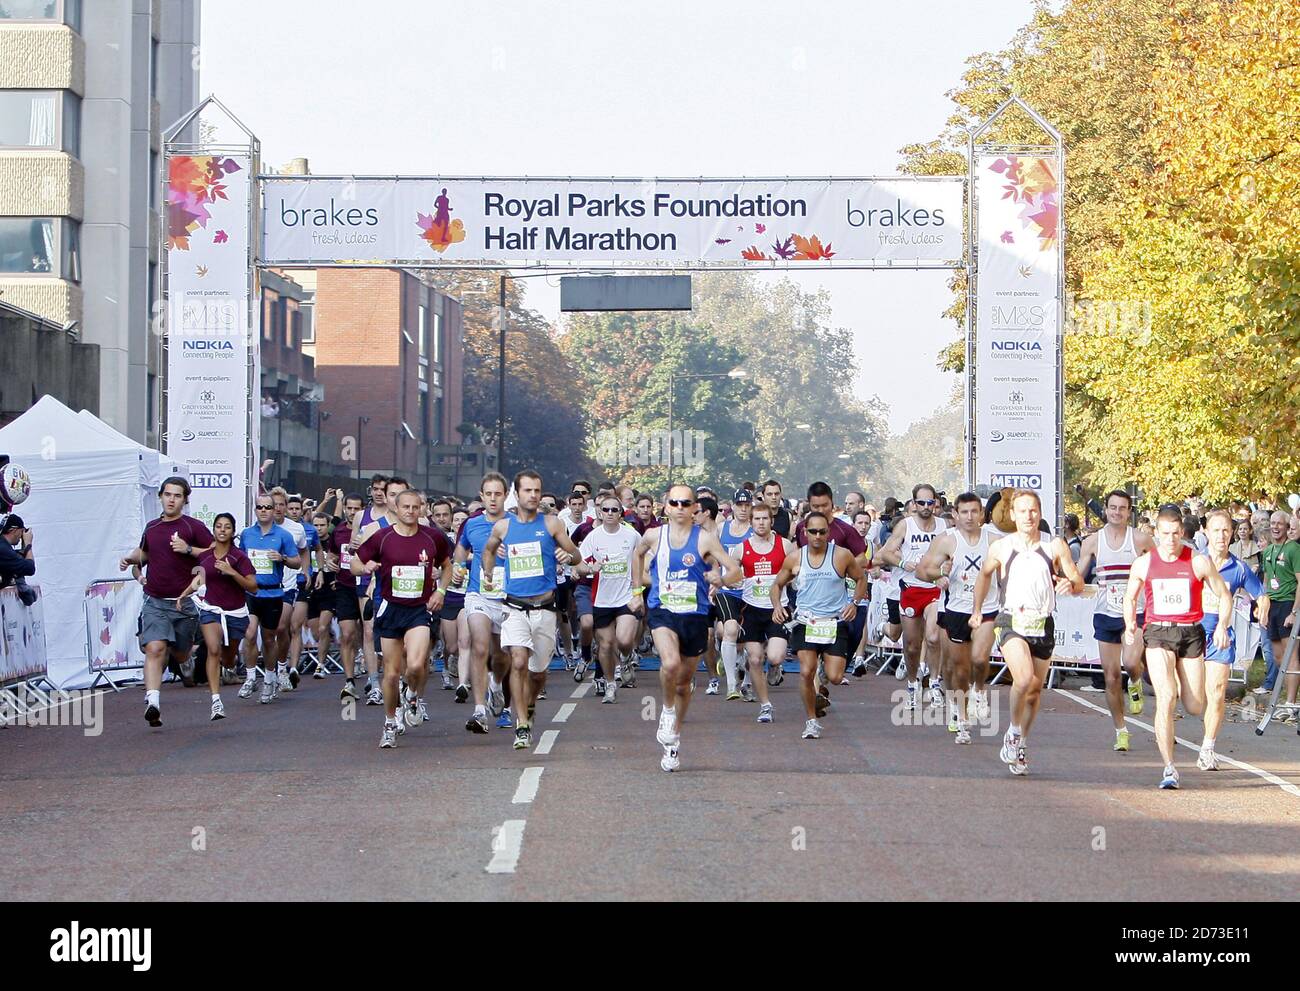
[3,660,1299,901]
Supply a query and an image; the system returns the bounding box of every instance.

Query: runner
[285,494,325,681]
[918,492,1001,744]
[481,470,586,750]
[1198,509,1269,769]
[631,483,741,771]
[1258,511,1300,716]
[329,493,366,702]
[456,473,512,734]
[176,512,258,720]
[352,489,452,748]
[445,507,472,695]
[969,489,1084,775]
[739,501,795,722]
[761,479,793,539]
[355,474,390,701]
[578,494,644,703]
[715,488,754,700]
[1075,490,1154,751]
[770,511,867,739]
[568,493,600,687]
[307,509,337,678]
[693,495,724,694]
[270,488,311,691]
[355,477,410,704]
[1123,504,1232,788]
[848,510,875,673]
[874,484,947,711]
[234,495,301,705]
[117,477,215,727]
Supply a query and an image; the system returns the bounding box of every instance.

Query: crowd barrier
[0,582,49,689]
[84,578,147,690]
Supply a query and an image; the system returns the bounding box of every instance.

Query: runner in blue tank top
[631,483,743,772]
[770,511,867,740]
[482,469,587,751]
[714,489,755,699]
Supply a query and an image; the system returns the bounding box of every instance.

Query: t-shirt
[298,521,321,580]
[357,525,451,606]
[579,524,640,608]
[139,515,215,599]
[195,546,256,611]
[331,524,357,588]
[237,524,299,597]
[570,519,597,587]
[795,515,867,558]
[457,511,507,597]
[1262,539,1300,602]
[278,517,309,591]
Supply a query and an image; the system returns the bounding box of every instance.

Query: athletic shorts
[573,583,594,619]
[1093,612,1144,644]
[1143,622,1206,660]
[593,604,635,629]
[333,585,361,622]
[899,582,941,619]
[199,608,250,645]
[440,592,465,622]
[307,575,337,620]
[886,598,901,626]
[138,594,199,650]
[788,618,854,658]
[374,600,431,641]
[554,581,573,612]
[245,594,285,631]
[713,592,743,625]
[501,604,558,673]
[282,588,299,608]
[994,612,1055,661]
[941,608,998,645]
[464,592,506,634]
[1265,600,1295,643]
[740,603,788,644]
[1201,616,1235,664]
[647,607,710,658]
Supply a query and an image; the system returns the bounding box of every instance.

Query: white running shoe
[1159,764,1180,789]
[801,718,822,740]
[614,663,623,685]
[279,668,294,692]
[365,685,383,706]
[380,722,397,749]
[210,697,226,721]
[905,681,918,712]
[603,683,617,704]
[999,729,1021,767]
[441,671,453,691]
[260,679,274,704]
[660,745,680,772]
[928,681,945,709]
[1010,744,1028,775]
[488,682,505,717]
[757,702,773,723]
[893,657,907,681]
[973,690,991,722]
[706,678,720,695]
[403,694,421,728]
[955,723,971,745]
[1196,746,1219,771]
[238,677,257,700]
[313,663,327,679]
[656,709,680,747]
[418,698,430,722]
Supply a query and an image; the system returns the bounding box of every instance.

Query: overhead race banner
[165,152,255,527]
[260,177,965,267]
[972,153,1061,521]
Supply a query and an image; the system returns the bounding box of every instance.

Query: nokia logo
[991,340,1043,352]
[182,340,235,350]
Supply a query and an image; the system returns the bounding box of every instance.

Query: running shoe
[393,714,406,736]
[623,666,637,688]
[144,703,162,727]
[260,680,274,704]
[1010,744,1028,775]
[814,691,829,720]
[365,686,382,706]
[767,662,784,687]
[594,677,607,696]
[928,681,944,709]
[1113,729,1131,752]
[313,663,327,680]
[1127,679,1144,715]
[656,709,680,747]
[441,672,454,691]
[572,659,587,683]
[210,698,225,721]
[447,654,459,681]
[287,667,300,691]
[1196,746,1219,771]
[496,709,513,729]
[513,725,531,750]
[561,650,574,671]
[380,722,397,749]
[467,709,489,734]
[741,683,757,703]
[419,698,430,722]
[905,682,917,712]
[947,705,959,733]
[1159,764,1180,790]
[660,745,680,772]
[999,730,1021,767]
[851,655,867,678]
[537,689,547,701]
[340,680,359,702]
[614,663,623,685]
[706,678,720,695]
[838,674,851,686]
[488,683,505,717]
[403,693,421,728]
[238,676,257,699]
[603,683,617,704]
[894,657,907,680]
[726,687,742,701]
[454,683,470,704]
[757,702,773,724]
[955,725,971,745]
[801,718,822,740]
[974,690,991,722]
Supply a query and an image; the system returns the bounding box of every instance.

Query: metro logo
[990,473,1043,488]
[192,473,234,488]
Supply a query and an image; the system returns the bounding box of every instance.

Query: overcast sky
[201,0,1037,433]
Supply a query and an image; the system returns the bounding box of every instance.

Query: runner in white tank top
[1075,490,1156,751]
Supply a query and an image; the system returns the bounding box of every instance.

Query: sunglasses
[668,498,695,508]
[915,499,937,507]
[805,527,829,535]
[600,506,622,513]
[256,505,273,510]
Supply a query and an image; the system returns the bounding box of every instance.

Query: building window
[147,373,156,432]
[300,302,314,343]
[0,0,80,29]
[418,390,429,441]
[0,216,79,280]
[0,90,80,155]
[433,311,443,364]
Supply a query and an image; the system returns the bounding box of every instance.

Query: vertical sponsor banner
[0,584,47,685]
[972,153,1061,521]
[165,153,254,526]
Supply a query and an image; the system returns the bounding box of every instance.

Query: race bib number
[391,565,425,598]
[250,550,274,576]
[806,619,837,644]
[1151,578,1191,613]
[751,576,774,600]
[1105,582,1126,612]
[1271,577,1281,591]
[508,541,544,580]
[339,545,353,571]
[602,558,629,577]
[1012,613,1047,637]
[1202,585,1220,614]
[662,580,698,614]
[482,565,507,600]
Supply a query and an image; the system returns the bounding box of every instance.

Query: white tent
[0,396,189,688]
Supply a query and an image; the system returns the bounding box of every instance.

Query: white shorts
[501,606,558,674]
[464,592,506,635]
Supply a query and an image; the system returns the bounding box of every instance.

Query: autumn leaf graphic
[771,236,796,260]
[1017,265,1033,279]
[792,234,835,260]
[1000,231,1014,244]
[214,230,229,244]
[755,223,766,234]
[196,265,209,278]
[741,245,772,261]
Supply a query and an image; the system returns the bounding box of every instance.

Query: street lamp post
[666,367,748,486]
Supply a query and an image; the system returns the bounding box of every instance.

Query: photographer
[0,514,36,590]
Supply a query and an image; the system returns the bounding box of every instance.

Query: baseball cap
[732,488,752,503]
[695,485,714,497]
[1,514,24,533]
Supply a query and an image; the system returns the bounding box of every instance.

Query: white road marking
[1054,688,1300,800]
[485,819,526,874]
[553,702,577,722]
[512,766,544,803]
[534,729,560,755]
[571,682,593,699]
